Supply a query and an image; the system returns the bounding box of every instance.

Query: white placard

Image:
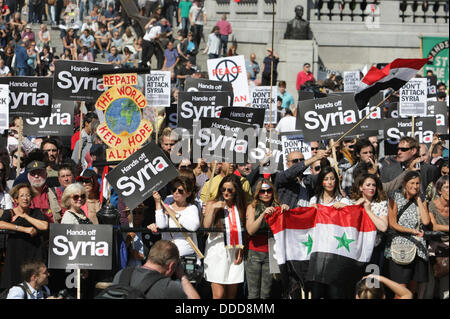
[250,86,278,124]
[344,71,360,93]
[399,78,427,117]
[145,71,171,107]
[207,55,250,106]
[0,84,9,131]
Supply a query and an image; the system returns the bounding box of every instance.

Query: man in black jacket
[380,136,439,198]
[275,148,330,208]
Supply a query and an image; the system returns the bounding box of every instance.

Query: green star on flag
[334,232,355,252]
[301,234,313,255]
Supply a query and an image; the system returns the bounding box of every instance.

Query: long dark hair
[212,174,247,230]
[171,175,196,205]
[350,173,386,202]
[314,166,342,201]
[251,179,280,208]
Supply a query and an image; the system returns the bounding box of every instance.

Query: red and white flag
[354,57,431,109]
[265,205,376,295]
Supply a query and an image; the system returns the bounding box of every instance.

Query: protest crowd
[0,0,448,301]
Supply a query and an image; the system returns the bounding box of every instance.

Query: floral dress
[385,191,428,261]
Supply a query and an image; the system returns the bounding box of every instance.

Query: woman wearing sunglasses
[0,183,48,290]
[151,176,200,258]
[60,183,92,225]
[245,179,289,299]
[75,170,100,224]
[203,174,247,299]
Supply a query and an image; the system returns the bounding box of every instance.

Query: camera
[180,255,203,284]
[53,289,74,299]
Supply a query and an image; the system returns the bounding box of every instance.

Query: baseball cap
[75,169,98,182]
[26,160,46,172]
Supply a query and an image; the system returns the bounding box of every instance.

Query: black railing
[399,0,449,23]
[313,0,380,21]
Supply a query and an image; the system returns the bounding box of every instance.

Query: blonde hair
[61,183,86,209]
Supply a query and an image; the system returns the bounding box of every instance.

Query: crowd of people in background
[0,0,448,300]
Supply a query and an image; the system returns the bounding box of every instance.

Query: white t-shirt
[0,65,10,76]
[0,192,13,210]
[143,25,161,42]
[275,115,296,133]
[190,5,206,25]
[155,204,200,256]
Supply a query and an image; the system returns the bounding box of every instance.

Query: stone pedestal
[276,39,319,98]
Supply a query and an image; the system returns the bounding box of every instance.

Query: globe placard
[95,85,153,161]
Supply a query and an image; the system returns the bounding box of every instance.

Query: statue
[284,5,311,40]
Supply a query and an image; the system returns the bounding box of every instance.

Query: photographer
[112,240,200,299]
[6,260,62,299]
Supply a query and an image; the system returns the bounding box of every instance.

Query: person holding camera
[112,240,200,299]
[385,171,431,298]
[6,260,62,299]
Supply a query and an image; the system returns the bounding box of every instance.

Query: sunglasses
[72,194,86,201]
[398,147,412,152]
[259,188,273,195]
[179,165,190,169]
[311,147,319,151]
[313,165,321,171]
[172,187,185,195]
[290,158,304,164]
[81,178,93,184]
[221,187,235,194]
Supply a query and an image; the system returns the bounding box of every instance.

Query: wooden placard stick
[16,117,23,178]
[330,138,341,177]
[330,91,394,149]
[160,201,204,259]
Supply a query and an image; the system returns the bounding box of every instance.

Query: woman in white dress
[203,174,247,299]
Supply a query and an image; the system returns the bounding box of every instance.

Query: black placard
[177,91,231,132]
[23,100,75,136]
[193,118,256,163]
[220,106,265,128]
[0,76,52,118]
[48,224,113,270]
[383,117,437,155]
[52,60,116,102]
[106,142,179,210]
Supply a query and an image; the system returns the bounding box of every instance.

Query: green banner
[422,36,449,88]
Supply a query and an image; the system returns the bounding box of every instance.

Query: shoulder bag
[390,200,420,265]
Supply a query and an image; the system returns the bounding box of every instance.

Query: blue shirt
[14,44,28,68]
[7,283,50,299]
[278,91,295,109]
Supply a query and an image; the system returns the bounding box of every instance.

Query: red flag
[354,57,431,109]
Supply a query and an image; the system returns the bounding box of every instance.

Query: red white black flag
[354,57,431,109]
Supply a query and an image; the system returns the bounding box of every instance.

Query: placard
[145,71,171,107]
[177,91,231,132]
[52,60,115,101]
[193,118,256,163]
[280,131,311,170]
[250,86,278,124]
[399,78,427,117]
[344,71,360,93]
[106,142,179,210]
[48,224,113,270]
[207,55,250,106]
[425,101,448,135]
[0,84,9,130]
[220,106,265,128]
[0,76,52,118]
[23,100,75,136]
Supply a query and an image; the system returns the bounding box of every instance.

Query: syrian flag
[265,205,376,298]
[354,57,431,109]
